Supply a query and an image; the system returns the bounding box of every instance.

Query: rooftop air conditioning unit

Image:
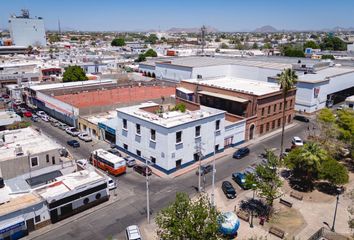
[15,144,24,156]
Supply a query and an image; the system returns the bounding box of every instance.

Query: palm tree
[277,68,298,157]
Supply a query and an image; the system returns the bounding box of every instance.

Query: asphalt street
[29,119,309,240]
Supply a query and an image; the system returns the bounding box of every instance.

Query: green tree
[62,66,88,82]
[263,42,272,49]
[320,37,347,51]
[303,40,319,50]
[220,43,229,49]
[135,54,146,62]
[147,34,158,44]
[252,42,259,49]
[215,38,221,42]
[144,49,157,57]
[70,36,79,41]
[48,34,61,43]
[321,54,335,60]
[111,38,126,46]
[316,108,341,156]
[336,109,354,144]
[285,142,328,184]
[277,68,298,156]
[156,192,221,240]
[246,150,283,208]
[320,159,349,186]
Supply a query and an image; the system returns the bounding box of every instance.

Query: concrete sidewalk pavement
[168,122,299,179]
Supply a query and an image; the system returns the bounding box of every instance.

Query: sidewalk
[24,194,121,240]
[166,122,299,179]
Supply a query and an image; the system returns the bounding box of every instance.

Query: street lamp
[331,187,343,232]
[250,184,256,228]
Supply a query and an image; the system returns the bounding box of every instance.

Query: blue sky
[1,0,354,31]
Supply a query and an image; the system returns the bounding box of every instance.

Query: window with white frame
[136,124,141,135]
[176,131,182,144]
[30,156,39,168]
[150,129,156,141]
[195,125,201,137]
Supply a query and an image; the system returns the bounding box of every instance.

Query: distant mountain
[166,26,219,33]
[320,26,354,32]
[253,25,278,33]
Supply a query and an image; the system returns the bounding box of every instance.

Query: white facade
[9,17,46,47]
[116,102,245,174]
[290,67,354,113]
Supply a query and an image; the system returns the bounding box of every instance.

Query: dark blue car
[67,140,80,148]
[233,147,250,159]
[232,172,250,190]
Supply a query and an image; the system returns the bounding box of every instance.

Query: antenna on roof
[21,9,30,18]
[58,18,61,35]
[200,25,207,56]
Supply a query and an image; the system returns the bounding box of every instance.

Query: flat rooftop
[0,187,41,216]
[83,111,117,125]
[0,127,62,162]
[297,67,354,83]
[117,102,225,128]
[37,170,105,200]
[29,79,116,91]
[183,77,281,96]
[141,56,292,70]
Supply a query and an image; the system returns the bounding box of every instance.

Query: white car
[125,225,142,240]
[41,115,50,122]
[107,177,117,190]
[292,136,303,146]
[78,132,92,142]
[37,111,46,117]
[65,127,80,136]
[14,99,22,105]
[76,159,88,169]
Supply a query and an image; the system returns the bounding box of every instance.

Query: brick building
[177,77,296,140]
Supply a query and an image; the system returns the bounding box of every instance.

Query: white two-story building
[116,100,246,174]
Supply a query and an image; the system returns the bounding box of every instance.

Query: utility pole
[200,25,206,56]
[211,128,216,206]
[145,157,150,224]
[196,141,203,193]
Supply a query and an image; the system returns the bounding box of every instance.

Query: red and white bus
[90,149,126,176]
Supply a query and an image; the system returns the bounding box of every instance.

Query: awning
[176,87,194,94]
[198,91,248,103]
[0,216,25,234]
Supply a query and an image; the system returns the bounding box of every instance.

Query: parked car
[221,181,237,199]
[232,172,249,190]
[195,164,213,176]
[14,100,22,105]
[58,122,67,130]
[244,166,256,175]
[133,165,152,176]
[292,136,303,146]
[41,115,50,122]
[31,115,40,122]
[65,127,80,136]
[76,159,88,169]
[107,177,117,190]
[36,111,46,117]
[78,132,92,142]
[125,156,136,167]
[24,111,32,117]
[294,115,309,122]
[233,147,250,159]
[67,139,80,148]
[107,148,122,157]
[125,225,142,240]
[50,119,59,126]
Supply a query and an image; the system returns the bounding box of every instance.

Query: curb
[25,195,120,240]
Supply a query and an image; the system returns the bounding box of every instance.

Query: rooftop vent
[15,144,24,156]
